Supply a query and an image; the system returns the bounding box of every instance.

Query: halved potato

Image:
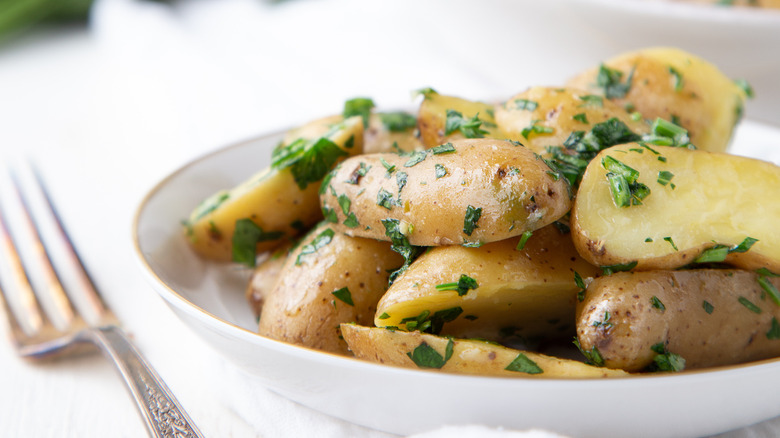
[495,86,650,155]
[577,270,780,372]
[375,225,599,344]
[320,138,572,247]
[258,223,403,355]
[184,116,364,262]
[341,324,629,378]
[416,89,502,148]
[567,47,748,152]
[572,143,780,272]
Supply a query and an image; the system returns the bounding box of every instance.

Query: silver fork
[0,165,204,438]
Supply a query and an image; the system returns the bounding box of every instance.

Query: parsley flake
[434,164,447,179]
[435,274,479,296]
[463,205,482,236]
[738,296,762,314]
[407,339,454,369]
[597,64,633,99]
[767,317,780,340]
[343,212,359,228]
[337,194,351,215]
[516,230,533,251]
[231,219,284,267]
[650,296,666,311]
[513,99,539,111]
[380,111,417,132]
[343,97,375,127]
[430,143,456,155]
[331,287,354,306]
[505,353,543,374]
[404,150,428,167]
[376,188,395,210]
[444,109,488,138]
[295,228,335,265]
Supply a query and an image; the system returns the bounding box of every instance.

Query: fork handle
[87,326,205,438]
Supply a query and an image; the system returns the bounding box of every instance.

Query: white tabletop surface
[1,0,779,437]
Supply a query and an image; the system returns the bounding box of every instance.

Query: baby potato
[246,245,290,317]
[341,324,629,378]
[416,89,502,148]
[576,270,780,372]
[374,225,599,344]
[320,138,572,247]
[258,223,403,355]
[184,116,363,262]
[494,86,650,155]
[364,111,423,154]
[566,47,748,152]
[572,143,780,272]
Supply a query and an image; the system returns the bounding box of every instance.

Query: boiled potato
[572,143,780,272]
[375,225,599,344]
[567,47,748,152]
[577,270,780,372]
[184,116,364,262]
[495,86,650,155]
[258,222,403,355]
[416,89,502,148]
[246,245,290,317]
[320,138,572,247]
[341,324,629,378]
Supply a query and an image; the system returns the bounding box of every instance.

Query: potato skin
[321,138,572,246]
[495,86,650,155]
[576,270,780,372]
[572,143,780,272]
[185,116,364,262]
[567,47,747,153]
[257,223,403,355]
[341,324,629,378]
[245,246,290,317]
[375,225,599,343]
[416,91,501,148]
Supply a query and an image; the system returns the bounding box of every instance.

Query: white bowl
[133,120,780,438]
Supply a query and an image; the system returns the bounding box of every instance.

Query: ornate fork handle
[85,326,204,438]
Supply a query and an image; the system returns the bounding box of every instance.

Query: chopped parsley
[694,237,758,264]
[444,109,488,138]
[378,312,391,320]
[400,307,463,334]
[575,271,586,302]
[758,275,780,306]
[573,113,589,124]
[767,317,780,340]
[191,192,230,221]
[513,99,539,111]
[592,311,613,329]
[597,64,633,99]
[322,206,338,223]
[650,296,666,311]
[516,230,533,251]
[434,164,447,179]
[520,120,554,139]
[577,95,604,107]
[667,66,684,92]
[380,157,396,175]
[430,143,456,155]
[396,171,408,194]
[573,338,604,366]
[435,274,479,296]
[382,219,425,285]
[295,228,335,265]
[657,171,675,187]
[343,97,375,127]
[648,343,685,372]
[379,111,417,132]
[414,87,437,99]
[345,162,370,185]
[663,237,678,251]
[231,219,284,267]
[376,188,395,210]
[505,353,543,374]
[407,339,454,369]
[337,194,351,215]
[272,137,348,190]
[643,117,693,149]
[331,287,354,306]
[343,212,359,228]
[734,79,755,99]
[703,300,714,314]
[602,155,651,207]
[738,296,762,314]
[600,261,638,275]
[404,150,428,167]
[463,205,482,236]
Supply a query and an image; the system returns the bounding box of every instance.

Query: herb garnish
[463,205,482,236]
[768,317,780,340]
[657,171,675,188]
[513,99,539,111]
[400,307,463,334]
[575,271,586,302]
[521,120,554,139]
[703,300,714,314]
[573,338,604,366]
[663,237,678,251]
[734,79,755,99]
[738,296,762,314]
[505,353,543,374]
[379,111,417,132]
[600,261,638,275]
[602,155,651,207]
[337,194,351,215]
[516,230,533,251]
[667,66,684,92]
[382,219,425,285]
[396,171,408,194]
[231,219,284,267]
[343,97,375,127]
[272,137,348,190]
[434,164,447,179]
[404,150,428,167]
[444,109,488,138]
[295,228,335,265]
[322,206,338,223]
[435,274,479,296]
[343,213,359,228]
[407,339,454,369]
[597,64,633,99]
[331,287,354,306]
[376,188,395,210]
[430,143,456,155]
[693,237,758,264]
[573,113,589,124]
[648,343,685,372]
[345,162,370,185]
[650,296,666,311]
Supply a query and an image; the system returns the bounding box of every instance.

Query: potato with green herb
[416,89,502,148]
[341,324,629,378]
[566,47,749,153]
[257,222,403,355]
[571,143,780,272]
[374,225,599,344]
[576,270,780,372]
[246,245,290,317]
[320,138,572,247]
[494,86,650,156]
[183,116,364,263]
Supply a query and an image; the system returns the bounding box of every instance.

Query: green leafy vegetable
[231,219,284,267]
[505,353,543,374]
[444,109,488,138]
